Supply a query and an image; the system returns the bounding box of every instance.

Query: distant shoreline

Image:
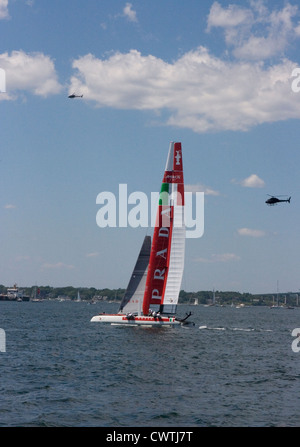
[0,285,298,307]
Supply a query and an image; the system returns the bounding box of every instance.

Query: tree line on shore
[0,284,298,306]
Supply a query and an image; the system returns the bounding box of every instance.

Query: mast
[142,142,185,315]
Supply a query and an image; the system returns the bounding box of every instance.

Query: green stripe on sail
[159,183,169,205]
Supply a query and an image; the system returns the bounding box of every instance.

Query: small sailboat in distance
[91,142,191,327]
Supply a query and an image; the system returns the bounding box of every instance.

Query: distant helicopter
[68,93,83,98]
[265,195,291,206]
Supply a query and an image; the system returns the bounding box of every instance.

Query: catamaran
[91,142,191,327]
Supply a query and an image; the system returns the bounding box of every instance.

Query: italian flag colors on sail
[142,142,185,316]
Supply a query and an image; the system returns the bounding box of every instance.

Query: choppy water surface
[0,301,300,427]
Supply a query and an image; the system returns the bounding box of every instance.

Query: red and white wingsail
[91,142,186,326]
[142,142,185,316]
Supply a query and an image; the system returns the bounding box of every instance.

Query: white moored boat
[91,142,192,327]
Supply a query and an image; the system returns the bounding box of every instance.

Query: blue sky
[1,0,300,294]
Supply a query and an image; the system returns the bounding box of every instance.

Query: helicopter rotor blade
[267,194,288,197]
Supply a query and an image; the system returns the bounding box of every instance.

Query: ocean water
[0,301,300,427]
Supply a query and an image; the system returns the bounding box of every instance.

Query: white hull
[90,314,180,327]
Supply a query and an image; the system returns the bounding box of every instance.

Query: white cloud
[0,0,9,19]
[69,47,300,133]
[195,253,240,263]
[238,228,265,237]
[185,183,220,196]
[0,50,62,100]
[240,174,265,188]
[4,204,16,209]
[207,1,300,60]
[86,252,99,258]
[42,262,75,270]
[207,1,253,31]
[123,3,137,22]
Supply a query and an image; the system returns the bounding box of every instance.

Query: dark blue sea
[0,301,300,427]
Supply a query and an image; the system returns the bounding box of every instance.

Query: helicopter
[265,195,291,206]
[68,93,83,98]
